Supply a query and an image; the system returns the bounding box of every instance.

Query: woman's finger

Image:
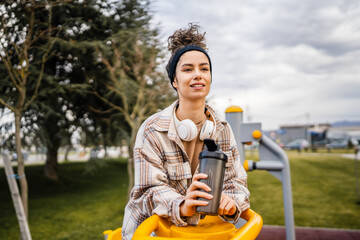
[188,180,211,192]
[223,201,232,215]
[218,197,229,215]
[219,193,237,216]
[184,199,209,208]
[187,190,213,200]
[192,173,208,182]
[226,204,237,216]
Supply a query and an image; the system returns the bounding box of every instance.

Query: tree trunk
[126,122,139,200]
[104,145,108,158]
[15,111,29,220]
[44,140,60,181]
[64,145,71,162]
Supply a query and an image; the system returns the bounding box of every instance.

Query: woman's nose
[193,68,202,79]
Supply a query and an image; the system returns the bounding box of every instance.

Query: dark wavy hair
[167,23,207,54]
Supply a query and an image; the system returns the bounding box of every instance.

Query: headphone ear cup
[177,119,198,141]
[199,120,214,141]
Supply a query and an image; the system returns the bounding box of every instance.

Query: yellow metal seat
[104,209,263,240]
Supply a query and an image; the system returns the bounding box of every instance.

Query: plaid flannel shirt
[121,101,250,240]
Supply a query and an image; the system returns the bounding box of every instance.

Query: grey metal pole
[259,135,296,240]
[225,106,296,240]
[2,154,32,240]
[225,106,245,164]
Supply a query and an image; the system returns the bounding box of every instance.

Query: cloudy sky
[150,0,360,130]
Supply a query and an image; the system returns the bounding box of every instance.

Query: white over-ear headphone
[173,110,215,141]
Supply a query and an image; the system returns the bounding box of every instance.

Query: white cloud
[151,0,360,129]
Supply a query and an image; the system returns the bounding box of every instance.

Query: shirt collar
[153,100,226,140]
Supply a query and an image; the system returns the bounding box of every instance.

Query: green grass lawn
[0,159,128,240]
[247,150,360,229]
[0,152,359,239]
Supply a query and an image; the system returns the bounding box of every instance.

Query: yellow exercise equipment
[103,208,262,240]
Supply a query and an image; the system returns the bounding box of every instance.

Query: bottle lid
[199,138,228,162]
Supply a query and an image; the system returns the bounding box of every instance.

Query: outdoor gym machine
[225,106,296,240]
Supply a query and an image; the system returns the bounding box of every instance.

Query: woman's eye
[183,68,192,72]
[202,68,209,71]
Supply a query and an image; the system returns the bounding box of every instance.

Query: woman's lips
[190,83,205,89]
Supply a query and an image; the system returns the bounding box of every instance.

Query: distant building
[277,125,310,144]
[326,125,360,147]
[265,121,360,148]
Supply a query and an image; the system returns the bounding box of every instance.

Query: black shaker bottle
[196,138,228,215]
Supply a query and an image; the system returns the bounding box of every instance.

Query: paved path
[258,225,360,240]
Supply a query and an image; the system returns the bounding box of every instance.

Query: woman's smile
[190,82,206,90]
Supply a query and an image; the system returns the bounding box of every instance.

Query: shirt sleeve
[220,124,250,223]
[122,131,189,239]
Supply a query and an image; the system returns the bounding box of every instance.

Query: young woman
[121,23,250,240]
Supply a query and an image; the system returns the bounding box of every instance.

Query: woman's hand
[218,193,237,216]
[180,173,213,217]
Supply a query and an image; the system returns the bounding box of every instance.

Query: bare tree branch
[10,42,22,64]
[130,42,156,120]
[22,0,36,64]
[88,106,118,115]
[0,97,15,112]
[29,26,61,46]
[95,42,131,118]
[24,3,58,110]
[92,89,134,129]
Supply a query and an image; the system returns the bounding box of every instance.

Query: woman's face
[173,50,211,102]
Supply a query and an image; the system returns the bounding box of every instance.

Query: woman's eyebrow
[199,62,209,66]
[181,62,209,67]
[181,63,194,67]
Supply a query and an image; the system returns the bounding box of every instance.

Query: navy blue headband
[166,45,212,89]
